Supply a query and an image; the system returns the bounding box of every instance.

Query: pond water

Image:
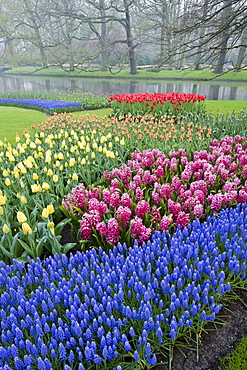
[1,74,247,100]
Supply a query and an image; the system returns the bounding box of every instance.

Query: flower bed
[108,92,206,118]
[0,204,247,369]
[62,135,247,250]
[0,98,83,113]
[1,92,247,369]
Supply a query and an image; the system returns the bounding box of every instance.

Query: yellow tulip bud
[91,152,96,159]
[2,169,9,177]
[42,182,50,190]
[0,195,6,205]
[47,169,53,176]
[120,138,125,145]
[48,221,55,234]
[85,145,90,153]
[32,173,39,180]
[81,158,86,165]
[17,211,27,223]
[42,208,49,218]
[2,223,10,233]
[0,206,3,215]
[20,196,27,204]
[72,173,78,181]
[108,142,113,149]
[20,179,25,188]
[30,142,36,149]
[22,222,32,234]
[47,204,55,214]
[5,178,11,186]
[53,175,59,183]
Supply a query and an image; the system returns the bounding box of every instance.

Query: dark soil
[153,289,247,370]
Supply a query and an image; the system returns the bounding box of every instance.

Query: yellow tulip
[47,204,55,214]
[69,158,76,167]
[53,174,59,183]
[40,132,44,138]
[24,160,33,169]
[31,184,40,193]
[17,211,27,223]
[22,222,32,234]
[30,142,36,149]
[42,182,50,191]
[42,208,49,218]
[120,138,125,145]
[5,178,11,186]
[91,152,96,159]
[85,145,90,153]
[115,137,119,142]
[2,223,10,233]
[100,136,107,144]
[0,206,3,215]
[47,169,53,176]
[8,155,15,162]
[58,152,64,160]
[20,196,27,204]
[33,173,39,180]
[72,173,78,181]
[108,142,113,149]
[20,179,25,188]
[81,158,86,165]
[0,195,6,205]
[48,221,55,234]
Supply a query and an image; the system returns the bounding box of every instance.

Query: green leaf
[35,235,47,257]
[17,239,36,258]
[63,243,77,254]
[0,243,13,259]
[54,218,71,236]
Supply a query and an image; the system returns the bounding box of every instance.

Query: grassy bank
[3,66,247,81]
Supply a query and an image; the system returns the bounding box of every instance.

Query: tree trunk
[195,0,209,70]
[159,2,166,66]
[213,0,232,74]
[235,27,247,71]
[100,0,108,71]
[31,14,48,68]
[124,0,137,75]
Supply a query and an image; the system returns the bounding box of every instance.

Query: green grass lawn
[204,100,247,114]
[0,107,112,144]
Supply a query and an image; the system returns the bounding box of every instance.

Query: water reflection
[0,75,247,100]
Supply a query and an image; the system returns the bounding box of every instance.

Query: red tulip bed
[108,92,207,118]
